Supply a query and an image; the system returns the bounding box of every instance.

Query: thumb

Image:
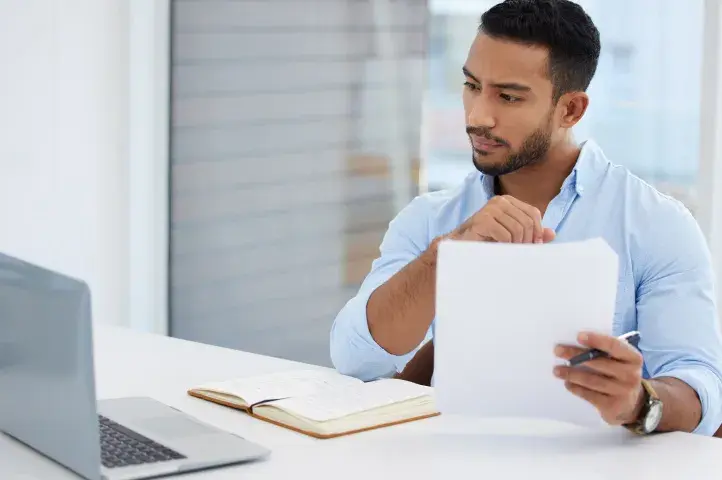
[542,227,556,243]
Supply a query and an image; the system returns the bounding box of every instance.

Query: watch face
[643,401,663,433]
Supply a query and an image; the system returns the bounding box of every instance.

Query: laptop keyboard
[99,415,186,469]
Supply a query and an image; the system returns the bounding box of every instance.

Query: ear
[557,92,589,129]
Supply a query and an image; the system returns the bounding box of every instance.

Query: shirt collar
[478,139,608,198]
[480,172,496,198]
[568,139,610,196]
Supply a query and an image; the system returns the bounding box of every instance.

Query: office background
[1,0,722,369]
[169,0,426,366]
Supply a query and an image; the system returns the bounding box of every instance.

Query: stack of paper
[433,238,619,427]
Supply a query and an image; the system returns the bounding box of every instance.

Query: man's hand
[553,332,645,425]
[452,195,555,244]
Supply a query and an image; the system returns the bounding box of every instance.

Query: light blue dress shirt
[330,139,722,435]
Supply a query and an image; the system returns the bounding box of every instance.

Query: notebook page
[194,369,363,407]
[434,238,618,427]
[264,379,434,422]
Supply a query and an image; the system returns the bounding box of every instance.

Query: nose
[467,94,496,129]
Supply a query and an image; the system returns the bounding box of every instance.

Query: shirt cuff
[658,366,722,436]
[330,288,418,381]
[347,289,420,372]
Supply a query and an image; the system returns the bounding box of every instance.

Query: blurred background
[1,0,721,368]
[169,0,426,366]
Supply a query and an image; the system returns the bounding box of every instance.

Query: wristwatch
[624,379,663,434]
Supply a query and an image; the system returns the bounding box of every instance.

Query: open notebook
[187,369,438,439]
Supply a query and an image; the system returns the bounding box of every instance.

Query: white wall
[0,0,130,327]
[129,0,170,334]
[698,0,722,323]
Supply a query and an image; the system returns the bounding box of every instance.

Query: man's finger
[554,345,629,380]
[554,344,587,360]
[578,332,642,364]
[564,380,610,410]
[494,211,526,243]
[469,217,512,243]
[555,365,626,396]
[504,196,544,243]
[496,199,535,243]
[542,227,556,243]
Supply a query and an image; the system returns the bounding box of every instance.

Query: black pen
[567,330,641,367]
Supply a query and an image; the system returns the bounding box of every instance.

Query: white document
[433,238,619,427]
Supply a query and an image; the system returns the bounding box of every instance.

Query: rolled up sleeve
[636,203,722,436]
[330,196,432,381]
[660,366,722,435]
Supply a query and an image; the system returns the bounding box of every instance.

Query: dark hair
[480,0,601,101]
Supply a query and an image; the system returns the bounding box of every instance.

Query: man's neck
[496,142,581,216]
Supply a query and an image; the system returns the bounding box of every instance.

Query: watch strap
[624,379,660,435]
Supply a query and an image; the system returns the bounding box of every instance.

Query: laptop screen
[0,253,102,480]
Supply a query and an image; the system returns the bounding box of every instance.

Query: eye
[500,93,521,103]
[464,81,480,92]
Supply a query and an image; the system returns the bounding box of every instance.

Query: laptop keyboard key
[98,415,186,469]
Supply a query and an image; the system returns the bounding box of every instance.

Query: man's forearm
[367,239,442,356]
[650,377,702,433]
[393,340,435,386]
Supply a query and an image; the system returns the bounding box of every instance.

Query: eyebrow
[462,66,481,84]
[490,82,531,92]
[462,66,532,92]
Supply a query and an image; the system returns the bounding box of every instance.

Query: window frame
[697,0,722,323]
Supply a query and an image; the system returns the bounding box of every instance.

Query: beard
[469,118,553,177]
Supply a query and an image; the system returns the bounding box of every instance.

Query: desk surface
[2,325,721,479]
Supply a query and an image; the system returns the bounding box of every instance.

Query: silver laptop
[0,252,270,480]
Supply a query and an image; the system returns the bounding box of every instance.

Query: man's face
[462,33,558,176]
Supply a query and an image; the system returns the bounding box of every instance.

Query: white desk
[2,325,721,479]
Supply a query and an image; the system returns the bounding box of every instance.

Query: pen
[567,330,641,367]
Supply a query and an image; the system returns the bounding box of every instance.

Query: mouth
[470,136,505,152]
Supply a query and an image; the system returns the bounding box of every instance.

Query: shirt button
[578,185,585,192]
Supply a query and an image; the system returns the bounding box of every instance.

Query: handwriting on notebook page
[265,379,433,422]
[200,370,363,406]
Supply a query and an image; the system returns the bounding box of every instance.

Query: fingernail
[553,366,563,377]
[554,346,564,356]
[578,333,589,343]
[535,238,543,244]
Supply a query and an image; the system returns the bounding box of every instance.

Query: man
[330,0,722,436]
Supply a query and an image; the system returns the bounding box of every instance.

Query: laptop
[0,252,271,480]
